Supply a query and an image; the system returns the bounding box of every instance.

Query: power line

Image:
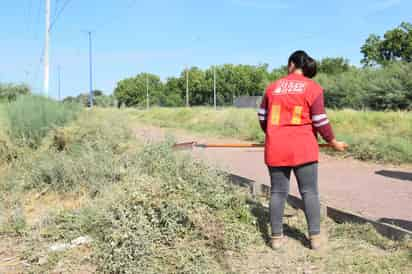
[88,31,94,108]
[32,44,45,93]
[186,65,189,107]
[29,1,47,93]
[54,0,60,17]
[146,75,150,110]
[93,0,138,31]
[34,0,43,40]
[25,0,33,34]
[214,65,217,110]
[44,0,51,96]
[49,0,73,31]
[58,65,61,100]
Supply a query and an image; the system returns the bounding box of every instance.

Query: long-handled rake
[173,141,332,150]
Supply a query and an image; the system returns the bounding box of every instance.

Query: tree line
[112,21,411,111]
[62,90,117,107]
[114,60,359,108]
[1,22,410,111]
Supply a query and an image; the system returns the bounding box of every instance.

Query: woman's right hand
[329,139,349,152]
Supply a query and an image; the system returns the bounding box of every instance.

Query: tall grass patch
[3,109,133,194]
[0,109,411,273]
[4,95,81,148]
[132,107,265,142]
[132,107,412,164]
[328,109,412,163]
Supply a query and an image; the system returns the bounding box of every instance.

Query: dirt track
[136,125,412,227]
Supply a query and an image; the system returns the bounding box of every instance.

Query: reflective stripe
[259,116,267,121]
[258,108,267,115]
[291,106,303,125]
[312,114,327,122]
[271,105,281,125]
[314,119,329,128]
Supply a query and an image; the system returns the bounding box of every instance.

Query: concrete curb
[228,173,412,241]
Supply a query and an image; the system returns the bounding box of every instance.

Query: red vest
[263,74,322,167]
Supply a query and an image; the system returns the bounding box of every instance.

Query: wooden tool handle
[197,143,332,148]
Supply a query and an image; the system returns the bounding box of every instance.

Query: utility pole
[43,0,51,96]
[186,65,189,107]
[58,65,61,101]
[146,75,149,110]
[88,31,94,108]
[24,70,30,84]
[213,65,217,110]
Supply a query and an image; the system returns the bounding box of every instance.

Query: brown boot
[310,234,322,250]
[271,235,287,250]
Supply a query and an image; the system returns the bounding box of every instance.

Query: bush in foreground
[49,141,260,273]
[4,109,132,194]
[1,109,411,273]
[4,95,81,148]
[0,83,30,102]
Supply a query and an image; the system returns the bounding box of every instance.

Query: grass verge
[2,95,81,148]
[0,109,410,273]
[131,107,412,164]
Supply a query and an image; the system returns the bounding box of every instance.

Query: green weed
[4,95,81,148]
[1,108,410,274]
[132,107,412,164]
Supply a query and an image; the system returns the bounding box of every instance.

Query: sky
[1,0,411,98]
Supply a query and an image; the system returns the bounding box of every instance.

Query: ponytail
[303,56,317,78]
[288,50,318,79]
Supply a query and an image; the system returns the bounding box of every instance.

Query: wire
[24,0,44,92]
[25,0,32,34]
[32,45,45,93]
[93,0,138,31]
[49,0,73,31]
[33,0,42,40]
[54,0,60,17]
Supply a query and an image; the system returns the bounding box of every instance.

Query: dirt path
[135,125,412,226]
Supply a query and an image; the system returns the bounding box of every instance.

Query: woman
[258,50,347,250]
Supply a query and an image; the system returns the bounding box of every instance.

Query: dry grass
[0,108,411,273]
[131,107,412,164]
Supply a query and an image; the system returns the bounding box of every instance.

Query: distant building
[234,96,262,108]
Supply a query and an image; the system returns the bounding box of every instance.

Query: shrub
[49,141,261,273]
[0,83,30,102]
[318,62,412,110]
[4,95,81,148]
[5,109,133,194]
[0,131,19,165]
[0,104,19,165]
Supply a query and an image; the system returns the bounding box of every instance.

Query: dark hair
[303,56,317,78]
[288,50,317,78]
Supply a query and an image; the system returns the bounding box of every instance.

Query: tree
[93,90,104,96]
[162,77,184,107]
[184,67,209,106]
[62,96,76,104]
[269,66,287,81]
[213,64,270,104]
[318,57,351,75]
[0,83,30,102]
[361,22,412,66]
[114,73,164,107]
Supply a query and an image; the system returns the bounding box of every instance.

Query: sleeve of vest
[258,94,268,132]
[310,92,335,143]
